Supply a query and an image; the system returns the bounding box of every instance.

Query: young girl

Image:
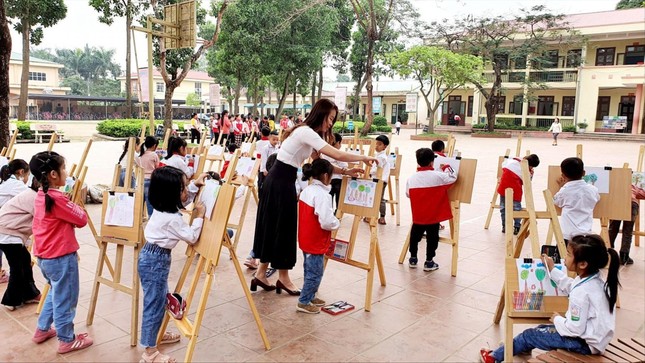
[29,151,93,353]
[321,133,348,213]
[0,159,31,282]
[480,234,619,362]
[295,159,340,314]
[138,166,206,363]
[139,136,160,217]
[118,137,140,187]
[161,136,193,178]
[0,172,41,310]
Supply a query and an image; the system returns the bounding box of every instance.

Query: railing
[477,114,575,129]
[482,68,578,83]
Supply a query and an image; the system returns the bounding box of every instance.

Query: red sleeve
[54,194,88,228]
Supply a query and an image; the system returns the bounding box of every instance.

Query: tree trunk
[274,73,290,122]
[234,74,241,114]
[251,80,258,116]
[18,21,30,121]
[317,66,323,101]
[361,37,375,136]
[293,80,297,114]
[125,10,132,118]
[163,83,176,130]
[311,70,316,105]
[227,86,233,112]
[0,0,11,150]
[424,96,435,134]
[485,99,497,132]
[485,69,503,132]
[352,74,365,120]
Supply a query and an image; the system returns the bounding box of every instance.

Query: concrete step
[570,132,645,143]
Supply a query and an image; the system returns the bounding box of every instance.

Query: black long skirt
[252,160,298,270]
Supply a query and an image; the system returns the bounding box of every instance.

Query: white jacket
[550,268,614,354]
[0,176,28,207]
[553,180,600,240]
[370,150,390,181]
[549,122,563,133]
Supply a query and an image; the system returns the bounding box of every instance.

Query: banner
[139,68,149,103]
[209,84,221,106]
[405,93,418,113]
[372,97,382,114]
[334,87,347,111]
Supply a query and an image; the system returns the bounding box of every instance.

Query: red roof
[564,8,645,28]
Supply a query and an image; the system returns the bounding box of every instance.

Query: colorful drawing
[343,179,377,208]
[155,149,168,159]
[104,192,135,227]
[62,177,76,193]
[199,179,221,219]
[515,259,565,296]
[632,172,645,189]
[434,155,460,177]
[582,166,610,193]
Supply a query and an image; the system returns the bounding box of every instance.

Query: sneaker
[423,260,439,271]
[311,297,326,307]
[32,327,57,344]
[296,303,320,314]
[408,257,418,268]
[513,226,520,235]
[265,268,276,278]
[57,333,93,354]
[4,305,16,311]
[244,258,258,270]
[479,348,496,363]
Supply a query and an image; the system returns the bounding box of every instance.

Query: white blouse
[163,154,193,178]
[277,126,328,168]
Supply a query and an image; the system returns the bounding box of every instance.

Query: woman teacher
[251,99,376,295]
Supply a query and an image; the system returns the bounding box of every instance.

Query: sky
[9,0,620,77]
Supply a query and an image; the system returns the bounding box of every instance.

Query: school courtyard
[1,130,644,362]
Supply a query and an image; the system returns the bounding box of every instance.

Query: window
[562,96,575,116]
[538,96,554,116]
[543,50,559,68]
[595,48,615,66]
[195,82,202,97]
[493,53,509,69]
[467,96,474,117]
[596,96,611,120]
[491,95,506,113]
[28,72,47,81]
[624,45,645,65]
[566,49,582,68]
[514,55,527,69]
[156,82,164,93]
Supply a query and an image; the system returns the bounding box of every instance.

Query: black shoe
[620,253,634,265]
[513,226,520,235]
[501,228,505,234]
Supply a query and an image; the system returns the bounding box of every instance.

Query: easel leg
[252,186,259,205]
[600,218,610,248]
[364,226,377,312]
[395,177,401,226]
[450,202,460,277]
[635,206,641,247]
[493,285,505,324]
[504,315,514,363]
[387,180,395,217]
[484,181,500,230]
[398,227,411,264]
[374,241,386,286]
[232,188,253,253]
[86,213,116,278]
[87,241,108,325]
[36,283,50,315]
[184,271,215,363]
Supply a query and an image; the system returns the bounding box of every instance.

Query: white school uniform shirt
[277,126,328,168]
[321,154,348,180]
[0,176,28,207]
[553,180,600,240]
[550,268,614,354]
[395,121,401,128]
[144,211,203,249]
[299,180,340,231]
[369,150,390,181]
[549,122,563,133]
[260,143,279,173]
[242,122,250,134]
[163,154,193,178]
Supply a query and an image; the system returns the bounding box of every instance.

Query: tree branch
[349,0,369,31]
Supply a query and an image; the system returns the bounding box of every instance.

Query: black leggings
[190,128,201,144]
[0,244,40,307]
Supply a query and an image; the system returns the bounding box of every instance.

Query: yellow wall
[585,38,645,66]
[9,62,65,94]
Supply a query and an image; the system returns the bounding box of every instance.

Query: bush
[563,126,576,132]
[97,119,147,138]
[373,116,388,127]
[376,125,392,133]
[15,122,33,140]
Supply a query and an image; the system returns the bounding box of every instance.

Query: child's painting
[104,192,135,227]
[582,166,610,193]
[434,155,460,177]
[515,259,566,296]
[343,179,377,208]
[388,153,397,170]
[199,179,221,219]
[186,154,200,176]
[235,157,255,177]
[632,172,645,189]
[208,145,224,156]
[155,149,168,159]
[325,238,350,261]
[240,142,252,154]
[62,176,76,193]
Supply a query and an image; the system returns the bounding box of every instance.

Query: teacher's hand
[345,168,364,178]
[362,155,378,165]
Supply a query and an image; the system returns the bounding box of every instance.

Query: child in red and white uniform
[497,154,540,235]
[297,158,340,314]
[406,148,456,271]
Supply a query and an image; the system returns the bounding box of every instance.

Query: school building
[425,8,645,134]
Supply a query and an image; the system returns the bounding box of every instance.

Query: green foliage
[185,93,201,107]
[15,122,33,140]
[563,126,576,132]
[577,122,589,129]
[332,121,391,134]
[373,116,388,127]
[336,74,351,82]
[616,0,644,9]
[89,0,146,25]
[97,119,146,138]
[5,0,67,45]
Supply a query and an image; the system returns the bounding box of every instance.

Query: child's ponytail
[140,136,159,157]
[29,151,65,213]
[0,159,29,183]
[301,158,333,182]
[605,248,621,313]
[301,163,314,181]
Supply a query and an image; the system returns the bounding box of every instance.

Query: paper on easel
[343,179,377,208]
[155,149,168,159]
[388,154,397,170]
[434,155,461,177]
[62,177,76,193]
[208,145,224,156]
[235,157,255,177]
[582,166,610,193]
[199,179,221,219]
[631,172,645,189]
[104,192,135,227]
[240,142,252,154]
[516,259,566,296]
[0,156,8,168]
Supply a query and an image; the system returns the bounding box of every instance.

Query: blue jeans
[119,169,136,189]
[138,243,171,348]
[144,178,153,217]
[298,253,324,305]
[491,324,591,361]
[499,196,522,229]
[37,253,80,343]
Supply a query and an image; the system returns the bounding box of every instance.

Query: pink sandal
[140,351,176,363]
[159,331,180,345]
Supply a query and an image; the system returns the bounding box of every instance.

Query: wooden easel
[86,138,145,347]
[385,147,402,226]
[0,128,19,161]
[326,168,386,311]
[633,145,644,246]
[157,182,270,362]
[484,135,524,230]
[224,150,261,252]
[397,157,477,276]
[446,134,456,157]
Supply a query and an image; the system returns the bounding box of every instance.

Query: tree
[185,92,201,107]
[0,0,11,150]
[6,0,67,121]
[89,0,145,117]
[616,0,644,9]
[386,46,484,133]
[336,73,351,82]
[432,6,582,131]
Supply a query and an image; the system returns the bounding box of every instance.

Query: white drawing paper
[235,157,255,177]
[516,259,566,296]
[104,192,135,227]
[632,172,645,189]
[208,145,224,156]
[187,154,200,176]
[240,142,252,154]
[0,156,8,169]
[343,179,377,208]
[388,154,397,170]
[582,166,610,193]
[199,179,221,219]
[434,155,460,177]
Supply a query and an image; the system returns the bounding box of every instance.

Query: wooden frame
[224,150,261,252]
[0,128,19,160]
[484,135,524,230]
[386,147,402,226]
[633,145,644,247]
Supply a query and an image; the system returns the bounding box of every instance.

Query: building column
[521,56,532,127]
[472,88,482,124]
[633,83,643,135]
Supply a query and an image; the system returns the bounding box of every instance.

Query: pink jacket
[0,189,36,243]
[32,189,87,259]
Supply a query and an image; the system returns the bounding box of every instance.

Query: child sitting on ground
[30,151,93,354]
[498,154,540,235]
[138,166,207,363]
[608,184,645,265]
[480,234,619,362]
[296,159,340,314]
[406,148,456,271]
[368,135,390,225]
[554,157,600,244]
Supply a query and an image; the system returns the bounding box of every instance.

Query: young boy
[498,154,540,235]
[369,135,391,225]
[406,148,456,271]
[431,140,446,157]
[257,129,279,190]
[322,133,348,213]
[554,157,600,243]
[609,184,645,265]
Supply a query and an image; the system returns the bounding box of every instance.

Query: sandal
[0,270,8,284]
[159,331,180,345]
[140,351,176,363]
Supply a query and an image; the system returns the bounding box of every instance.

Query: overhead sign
[209,84,221,106]
[334,87,347,111]
[406,93,418,113]
[372,97,382,114]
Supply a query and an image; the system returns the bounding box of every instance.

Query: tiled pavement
[2,130,644,362]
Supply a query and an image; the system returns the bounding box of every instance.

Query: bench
[172,124,189,139]
[529,337,645,363]
[29,123,65,143]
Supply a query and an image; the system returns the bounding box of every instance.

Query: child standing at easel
[431,140,446,157]
[369,135,390,225]
[322,133,348,212]
[161,137,193,178]
[480,235,620,362]
[498,154,540,235]
[297,159,340,314]
[139,136,160,217]
[406,148,456,271]
[29,152,93,354]
[554,157,600,244]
